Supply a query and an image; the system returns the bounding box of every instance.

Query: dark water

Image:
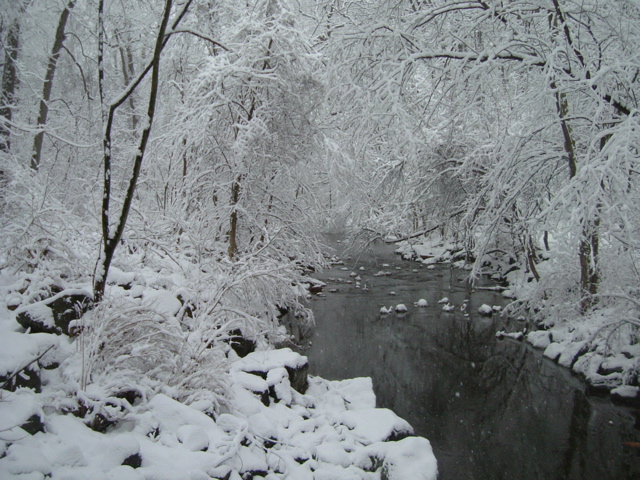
[298,237,640,480]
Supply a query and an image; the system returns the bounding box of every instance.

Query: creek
[296,237,640,480]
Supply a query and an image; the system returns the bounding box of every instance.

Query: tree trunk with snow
[0,2,25,153]
[93,0,175,303]
[30,1,75,171]
[227,176,241,260]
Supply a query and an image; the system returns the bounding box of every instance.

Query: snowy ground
[0,268,438,479]
[395,234,640,406]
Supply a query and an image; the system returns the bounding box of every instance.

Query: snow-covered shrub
[81,294,230,399]
[0,158,96,285]
[174,250,316,351]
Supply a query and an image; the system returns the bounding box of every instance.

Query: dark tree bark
[93,0,185,303]
[553,85,599,313]
[115,30,138,130]
[30,1,75,171]
[227,176,241,259]
[0,3,25,153]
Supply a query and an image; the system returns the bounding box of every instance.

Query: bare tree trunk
[93,0,175,303]
[0,4,25,153]
[227,176,241,259]
[550,0,602,313]
[554,85,599,313]
[526,235,541,282]
[30,1,75,171]
[579,221,599,299]
[115,31,138,130]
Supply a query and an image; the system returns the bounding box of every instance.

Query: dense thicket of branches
[317,0,640,317]
[1,0,639,336]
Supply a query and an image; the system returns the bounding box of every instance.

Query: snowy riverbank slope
[394,234,640,406]
[0,267,437,479]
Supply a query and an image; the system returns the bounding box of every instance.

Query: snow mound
[395,304,408,313]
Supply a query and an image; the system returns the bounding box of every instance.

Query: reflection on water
[299,238,640,480]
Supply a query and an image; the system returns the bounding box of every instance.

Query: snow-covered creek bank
[0,257,438,479]
[298,238,640,480]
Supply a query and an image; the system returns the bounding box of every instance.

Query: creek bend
[293,237,640,480]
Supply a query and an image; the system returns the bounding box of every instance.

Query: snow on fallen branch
[0,345,54,392]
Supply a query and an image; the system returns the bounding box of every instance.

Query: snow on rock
[223,350,435,479]
[621,344,640,358]
[527,330,551,349]
[14,289,93,336]
[527,311,640,403]
[107,266,138,287]
[0,308,439,480]
[495,331,524,340]
[15,302,56,333]
[0,391,42,440]
[147,393,222,436]
[304,277,326,294]
[141,289,182,317]
[99,435,141,470]
[502,289,516,299]
[0,331,60,376]
[177,425,210,452]
[557,341,588,368]
[478,304,493,316]
[306,376,376,411]
[232,348,310,395]
[231,347,307,374]
[230,370,269,395]
[267,367,293,405]
[373,270,392,277]
[572,352,604,379]
[611,385,640,406]
[543,342,565,362]
[362,436,438,480]
[339,408,413,443]
[593,353,636,378]
[1,443,53,477]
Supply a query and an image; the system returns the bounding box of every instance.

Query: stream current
[294,237,640,480]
